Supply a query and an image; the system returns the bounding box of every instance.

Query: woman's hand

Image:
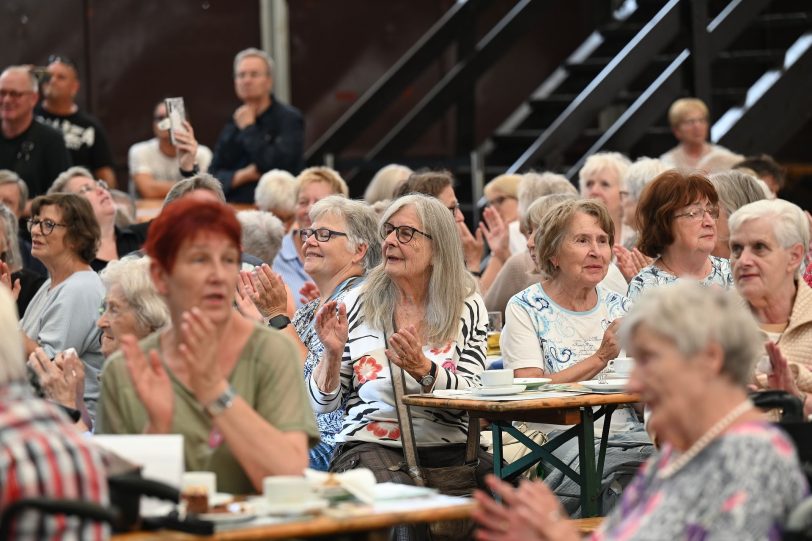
[235,280,264,323]
[299,281,321,305]
[766,341,801,396]
[239,264,288,318]
[315,300,348,358]
[178,308,228,405]
[613,245,652,282]
[594,319,622,365]
[458,221,484,273]
[0,261,20,301]
[120,334,174,433]
[386,325,432,381]
[174,120,199,173]
[478,207,510,263]
[472,475,578,541]
[27,348,83,410]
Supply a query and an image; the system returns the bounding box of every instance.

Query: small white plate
[258,498,330,516]
[210,492,234,507]
[579,379,629,392]
[471,384,526,396]
[513,377,552,389]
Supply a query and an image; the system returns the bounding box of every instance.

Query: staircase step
[754,11,812,28]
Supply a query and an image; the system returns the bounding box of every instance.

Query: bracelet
[204,385,236,417]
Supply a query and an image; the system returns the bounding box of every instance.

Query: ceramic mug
[473,369,514,388]
[263,476,314,504]
[608,357,634,376]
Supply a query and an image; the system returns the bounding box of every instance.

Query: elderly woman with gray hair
[0,203,46,315]
[49,166,143,271]
[28,255,169,431]
[709,169,770,258]
[728,199,812,415]
[309,194,491,536]
[254,169,297,231]
[476,281,806,540]
[501,199,650,513]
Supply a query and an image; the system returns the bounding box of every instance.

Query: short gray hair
[0,287,25,385]
[1,66,38,93]
[623,157,667,202]
[709,170,771,217]
[521,193,578,235]
[237,210,285,264]
[535,199,615,278]
[0,170,27,214]
[728,199,809,268]
[619,281,762,387]
[48,166,94,194]
[518,172,577,217]
[310,196,382,271]
[363,194,476,344]
[164,174,226,206]
[364,164,413,204]
[100,255,169,334]
[578,152,631,192]
[0,204,22,272]
[255,169,296,216]
[234,48,274,77]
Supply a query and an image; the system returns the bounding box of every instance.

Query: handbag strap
[385,331,426,486]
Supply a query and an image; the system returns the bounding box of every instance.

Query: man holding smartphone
[209,48,304,203]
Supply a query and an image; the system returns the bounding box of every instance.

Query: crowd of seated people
[1,42,811,540]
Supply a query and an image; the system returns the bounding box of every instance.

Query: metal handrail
[506,0,682,174]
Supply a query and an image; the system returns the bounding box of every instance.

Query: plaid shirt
[0,381,109,540]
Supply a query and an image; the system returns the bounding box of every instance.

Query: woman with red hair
[96,198,318,494]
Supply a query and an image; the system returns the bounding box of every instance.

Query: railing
[566,0,773,176]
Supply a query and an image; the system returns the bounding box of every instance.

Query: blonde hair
[364,164,412,204]
[362,194,475,344]
[578,152,631,193]
[668,98,709,128]
[0,287,25,385]
[296,166,349,198]
[484,174,521,200]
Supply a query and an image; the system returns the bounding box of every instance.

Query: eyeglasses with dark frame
[381,222,433,243]
[74,179,109,196]
[300,227,348,242]
[673,206,720,221]
[27,218,68,236]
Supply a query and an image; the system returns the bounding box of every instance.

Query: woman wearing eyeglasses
[627,170,733,300]
[48,166,143,271]
[19,193,105,420]
[309,194,491,537]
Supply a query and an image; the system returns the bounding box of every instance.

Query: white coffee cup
[608,357,635,376]
[181,471,216,503]
[473,369,513,388]
[263,476,314,504]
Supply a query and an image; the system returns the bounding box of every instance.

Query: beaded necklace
[657,399,753,479]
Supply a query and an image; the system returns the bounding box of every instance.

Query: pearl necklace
[657,399,753,479]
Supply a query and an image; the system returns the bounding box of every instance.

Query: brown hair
[394,170,454,199]
[535,199,615,278]
[635,170,719,257]
[30,193,100,264]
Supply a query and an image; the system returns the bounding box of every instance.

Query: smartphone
[164,97,187,146]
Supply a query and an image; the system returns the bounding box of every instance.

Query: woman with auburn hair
[627,170,733,300]
[96,198,318,493]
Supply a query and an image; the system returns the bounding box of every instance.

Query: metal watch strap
[204,385,236,417]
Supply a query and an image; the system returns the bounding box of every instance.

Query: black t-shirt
[0,120,71,198]
[35,105,114,172]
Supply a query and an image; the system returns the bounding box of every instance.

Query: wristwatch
[268,314,291,330]
[204,385,237,417]
[419,363,438,388]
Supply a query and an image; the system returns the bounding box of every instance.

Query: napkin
[304,468,436,504]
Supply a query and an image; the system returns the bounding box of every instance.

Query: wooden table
[402,392,641,517]
[112,501,473,540]
[135,199,256,223]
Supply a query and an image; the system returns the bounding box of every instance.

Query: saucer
[579,379,628,392]
[256,497,329,516]
[513,377,551,389]
[471,384,526,396]
[198,502,256,524]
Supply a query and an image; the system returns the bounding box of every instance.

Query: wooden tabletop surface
[402,392,641,424]
[112,502,474,540]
